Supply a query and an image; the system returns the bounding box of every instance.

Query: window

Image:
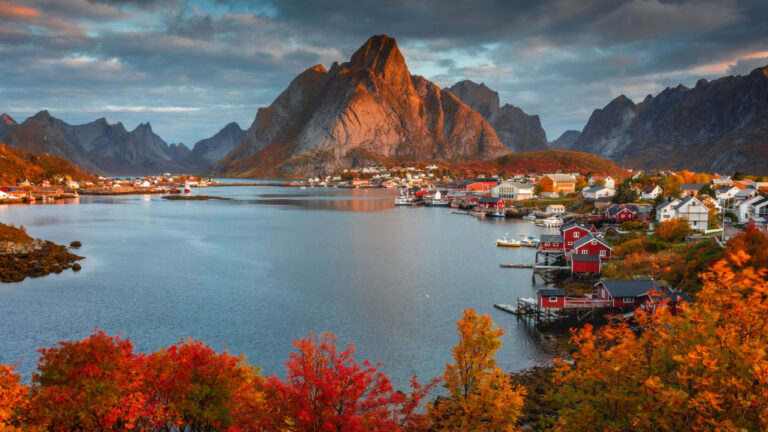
[567,241,573,246]
[549,297,558,302]
[600,250,606,257]
[545,242,550,246]
[623,297,635,304]
[581,250,588,254]
[574,232,580,238]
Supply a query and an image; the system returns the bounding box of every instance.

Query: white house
[491,181,534,200]
[656,199,681,222]
[0,191,7,199]
[546,204,565,215]
[715,185,740,202]
[66,181,80,189]
[737,196,763,223]
[749,197,768,223]
[673,196,710,231]
[733,188,758,204]
[589,176,615,189]
[582,185,614,200]
[641,184,662,200]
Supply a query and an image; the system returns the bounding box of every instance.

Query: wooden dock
[496,297,614,324]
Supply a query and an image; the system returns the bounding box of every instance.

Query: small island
[0,223,83,283]
[161,195,232,201]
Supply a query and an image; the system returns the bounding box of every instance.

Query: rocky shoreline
[0,238,83,283]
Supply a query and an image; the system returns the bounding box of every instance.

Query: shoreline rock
[0,239,84,283]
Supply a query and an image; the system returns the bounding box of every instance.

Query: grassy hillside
[0,142,96,185]
[449,150,630,178]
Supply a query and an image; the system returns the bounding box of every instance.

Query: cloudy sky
[1,0,767,145]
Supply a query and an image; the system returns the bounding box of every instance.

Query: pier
[495,297,613,324]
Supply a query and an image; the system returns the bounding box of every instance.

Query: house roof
[479,196,503,203]
[598,280,656,297]
[539,289,566,297]
[680,183,705,191]
[716,185,737,193]
[573,234,613,250]
[753,197,768,208]
[547,204,565,209]
[673,196,703,211]
[562,223,591,233]
[545,174,575,182]
[540,234,564,243]
[735,189,756,198]
[571,254,601,262]
[641,184,659,193]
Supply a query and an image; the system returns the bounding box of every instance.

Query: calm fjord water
[0,185,559,388]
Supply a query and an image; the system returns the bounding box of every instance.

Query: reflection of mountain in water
[248,197,395,212]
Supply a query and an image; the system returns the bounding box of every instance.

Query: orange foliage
[0,142,95,185]
[554,253,768,431]
[0,365,27,432]
[655,218,692,242]
[430,309,525,432]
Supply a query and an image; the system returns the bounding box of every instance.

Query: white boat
[519,235,540,247]
[394,195,414,206]
[496,235,521,247]
[535,216,562,228]
[522,214,537,221]
[491,209,505,218]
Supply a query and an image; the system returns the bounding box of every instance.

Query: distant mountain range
[3,35,766,177]
[0,111,243,176]
[561,65,768,175]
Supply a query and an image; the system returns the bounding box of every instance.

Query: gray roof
[753,197,768,208]
[540,234,564,243]
[573,234,612,250]
[571,254,601,262]
[680,183,705,191]
[539,289,566,296]
[561,223,591,232]
[716,185,736,193]
[673,195,698,210]
[735,189,755,198]
[598,280,656,297]
[583,185,606,193]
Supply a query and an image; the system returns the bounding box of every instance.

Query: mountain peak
[348,34,408,80]
[32,110,52,120]
[1,113,16,126]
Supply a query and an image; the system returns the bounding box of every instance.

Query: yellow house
[539,174,576,197]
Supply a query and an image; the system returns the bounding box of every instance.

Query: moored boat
[496,235,521,247]
[535,216,562,228]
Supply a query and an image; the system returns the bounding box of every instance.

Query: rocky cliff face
[2,111,215,175]
[0,113,17,140]
[571,65,768,175]
[209,35,509,178]
[186,122,244,165]
[447,80,548,153]
[549,130,582,149]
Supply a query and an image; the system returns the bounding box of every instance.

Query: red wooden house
[594,280,656,308]
[572,234,613,261]
[537,289,566,308]
[570,254,601,274]
[465,179,498,192]
[605,204,636,221]
[478,196,504,210]
[539,234,565,252]
[561,223,596,251]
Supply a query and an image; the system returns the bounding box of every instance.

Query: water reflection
[247,198,394,212]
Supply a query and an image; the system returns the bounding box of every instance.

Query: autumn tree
[655,218,692,242]
[553,252,768,431]
[430,309,525,432]
[142,338,267,432]
[267,332,435,432]
[23,331,149,431]
[0,365,27,432]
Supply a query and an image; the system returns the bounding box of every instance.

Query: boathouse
[537,289,566,308]
[570,254,601,274]
[595,280,655,308]
[605,204,636,221]
[478,196,504,211]
[572,234,613,261]
[539,234,565,251]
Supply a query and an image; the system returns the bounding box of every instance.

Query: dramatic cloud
[1,0,766,144]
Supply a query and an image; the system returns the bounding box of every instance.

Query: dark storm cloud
[1,0,766,143]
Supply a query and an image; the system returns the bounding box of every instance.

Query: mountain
[0,141,95,185]
[208,35,509,178]
[1,111,234,175]
[447,80,548,152]
[184,122,244,166]
[0,113,17,139]
[448,150,629,179]
[549,130,582,149]
[570,65,768,175]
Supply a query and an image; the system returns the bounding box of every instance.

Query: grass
[0,223,32,244]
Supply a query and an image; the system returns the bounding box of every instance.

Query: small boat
[519,235,540,247]
[491,209,505,218]
[428,191,450,207]
[394,195,414,206]
[535,216,562,228]
[496,235,521,247]
[522,214,537,221]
